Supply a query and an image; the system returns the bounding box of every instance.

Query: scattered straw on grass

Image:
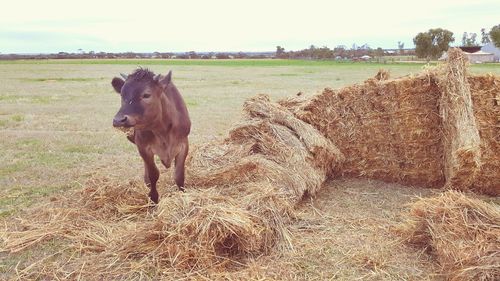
[399,190,500,281]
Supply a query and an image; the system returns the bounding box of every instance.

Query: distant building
[465,51,495,63]
[481,43,500,62]
[440,46,497,63]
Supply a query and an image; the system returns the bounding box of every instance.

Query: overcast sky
[1,0,499,53]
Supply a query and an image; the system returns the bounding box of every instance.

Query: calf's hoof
[178,186,185,192]
[149,191,159,204]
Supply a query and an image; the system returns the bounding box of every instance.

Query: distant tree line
[0,51,272,60]
[0,52,170,60]
[274,44,411,60]
[174,51,268,59]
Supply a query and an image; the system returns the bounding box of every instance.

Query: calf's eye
[143,93,151,99]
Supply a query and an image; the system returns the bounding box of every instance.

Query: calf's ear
[159,70,172,87]
[111,77,125,93]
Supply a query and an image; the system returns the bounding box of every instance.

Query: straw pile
[187,94,344,195]
[288,49,499,195]
[400,191,500,280]
[1,95,343,279]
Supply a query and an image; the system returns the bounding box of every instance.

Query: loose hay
[399,191,500,281]
[117,188,273,269]
[1,180,295,279]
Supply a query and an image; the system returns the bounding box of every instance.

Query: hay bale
[468,74,500,195]
[400,191,500,280]
[436,48,482,191]
[293,75,445,187]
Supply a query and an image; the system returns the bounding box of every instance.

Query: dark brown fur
[111,69,191,203]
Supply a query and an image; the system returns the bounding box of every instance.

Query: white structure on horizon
[465,50,495,63]
[481,42,500,62]
[439,45,499,63]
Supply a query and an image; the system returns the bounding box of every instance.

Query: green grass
[274,73,300,76]
[11,114,24,122]
[184,99,199,107]
[0,181,77,219]
[0,94,80,104]
[18,139,42,147]
[62,144,105,154]
[0,237,68,272]
[0,161,28,178]
[19,77,104,82]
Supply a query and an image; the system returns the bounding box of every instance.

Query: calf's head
[111,68,172,129]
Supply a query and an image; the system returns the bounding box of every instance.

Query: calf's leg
[174,141,189,191]
[139,148,160,203]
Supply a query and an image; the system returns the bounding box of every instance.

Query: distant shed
[440,49,495,63]
[481,42,500,62]
[465,50,495,63]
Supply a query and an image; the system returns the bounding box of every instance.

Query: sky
[1,0,499,54]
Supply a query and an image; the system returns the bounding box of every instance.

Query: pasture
[1,59,499,279]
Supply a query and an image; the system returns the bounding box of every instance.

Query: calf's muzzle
[113,115,130,127]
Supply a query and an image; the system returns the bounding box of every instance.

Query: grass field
[1,59,499,279]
